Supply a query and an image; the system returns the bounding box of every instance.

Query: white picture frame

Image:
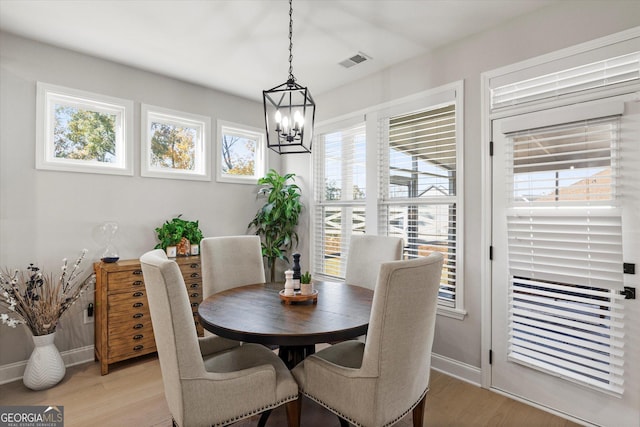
[141,104,211,181]
[35,82,134,175]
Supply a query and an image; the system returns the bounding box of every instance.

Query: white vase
[23,331,66,390]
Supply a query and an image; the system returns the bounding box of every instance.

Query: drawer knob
[190,273,200,278]
[190,292,199,298]
[133,323,144,329]
[133,302,144,308]
[132,292,144,297]
[133,280,143,286]
[133,270,143,275]
[133,334,144,340]
[191,302,199,307]
[190,283,199,289]
[133,313,143,319]
[133,345,144,351]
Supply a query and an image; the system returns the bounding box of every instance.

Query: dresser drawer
[108,290,149,309]
[107,297,150,315]
[107,313,154,338]
[178,259,201,276]
[105,270,146,294]
[107,305,151,323]
[108,334,156,360]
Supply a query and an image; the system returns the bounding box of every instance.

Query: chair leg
[338,415,350,427]
[412,394,427,427]
[257,409,272,427]
[285,396,302,427]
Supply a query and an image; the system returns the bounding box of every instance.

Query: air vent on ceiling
[339,52,370,68]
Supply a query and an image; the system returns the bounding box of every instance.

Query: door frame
[480,27,640,397]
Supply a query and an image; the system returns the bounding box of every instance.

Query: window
[216,121,266,184]
[313,120,366,278]
[491,51,639,111]
[36,82,133,175]
[312,82,464,316]
[141,105,211,181]
[379,103,461,310]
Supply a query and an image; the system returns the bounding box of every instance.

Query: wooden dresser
[94,255,203,375]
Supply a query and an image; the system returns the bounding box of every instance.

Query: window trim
[35,82,133,175]
[216,120,266,185]
[141,104,211,181]
[377,83,465,318]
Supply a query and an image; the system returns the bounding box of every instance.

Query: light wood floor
[0,354,581,427]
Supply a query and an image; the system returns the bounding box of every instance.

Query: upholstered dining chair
[344,235,404,290]
[140,249,299,427]
[200,235,266,298]
[291,252,444,427]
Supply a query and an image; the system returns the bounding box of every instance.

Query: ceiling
[0,0,557,101]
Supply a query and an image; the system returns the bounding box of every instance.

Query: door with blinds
[491,95,640,426]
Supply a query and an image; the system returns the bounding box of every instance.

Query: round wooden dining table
[198,281,373,368]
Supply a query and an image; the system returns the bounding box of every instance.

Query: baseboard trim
[431,352,482,386]
[1,347,481,387]
[0,345,94,385]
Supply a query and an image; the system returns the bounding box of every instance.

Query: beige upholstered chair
[292,252,444,427]
[344,235,404,290]
[200,235,266,298]
[140,249,298,427]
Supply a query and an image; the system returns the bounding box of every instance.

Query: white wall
[285,0,640,372]
[0,32,280,367]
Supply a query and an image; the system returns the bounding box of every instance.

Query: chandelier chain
[288,0,294,81]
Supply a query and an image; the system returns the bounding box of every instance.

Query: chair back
[140,249,206,423]
[344,235,404,290]
[200,235,266,298]
[360,252,444,414]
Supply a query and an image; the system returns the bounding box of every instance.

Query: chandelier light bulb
[275,110,282,124]
[294,111,304,128]
[282,116,289,132]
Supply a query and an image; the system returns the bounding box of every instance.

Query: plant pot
[301,283,314,295]
[176,237,191,256]
[23,331,66,390]
[166,246,177,257]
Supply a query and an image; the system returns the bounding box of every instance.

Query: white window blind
[379,104,460,307]
[492,51,640,110]
[313,122,366,279]
[509,117,619,207]
[505,116,626,394]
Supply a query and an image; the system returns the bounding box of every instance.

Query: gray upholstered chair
[200,235,266,298]
[292,252,444,427]
[140,249,298,427]
[344,235,404,290]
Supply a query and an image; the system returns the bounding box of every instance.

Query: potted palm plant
[248,169,303,282]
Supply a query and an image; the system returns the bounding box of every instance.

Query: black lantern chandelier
[263,0,315,154]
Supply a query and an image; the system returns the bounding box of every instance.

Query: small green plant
[154,215,203,250]
[183,220,203,244]
[301,271,312,284]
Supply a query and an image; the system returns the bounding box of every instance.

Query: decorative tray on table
[279,289,319,305]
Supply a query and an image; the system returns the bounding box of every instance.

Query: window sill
[437,306,467,320]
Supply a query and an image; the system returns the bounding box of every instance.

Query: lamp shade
[263,78,316,154]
